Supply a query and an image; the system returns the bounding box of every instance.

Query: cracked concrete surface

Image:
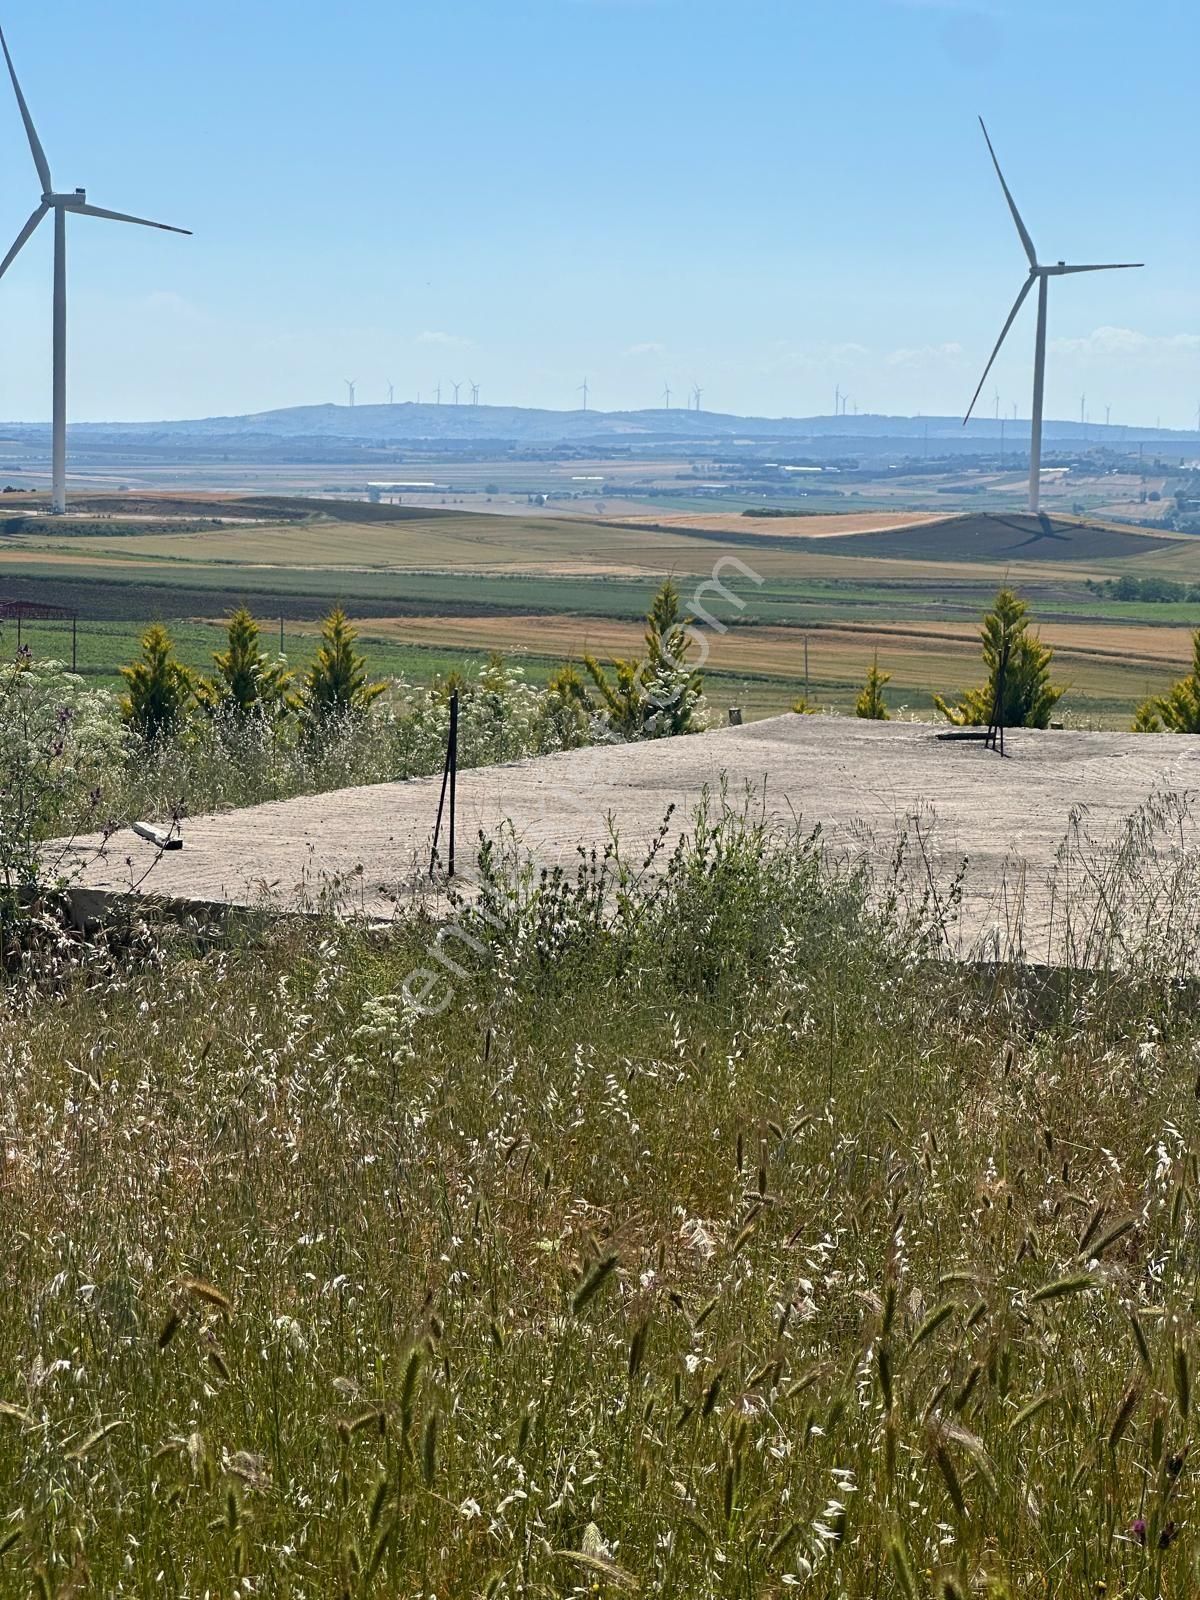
[58,715,1200,960]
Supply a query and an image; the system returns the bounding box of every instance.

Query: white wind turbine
[964,117,1141,514]
[0,23,190,514]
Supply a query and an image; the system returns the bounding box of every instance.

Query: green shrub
[199,607,294,716]
[299,607,387,726]
[585,578,708,740]
[119,623,198,741]
[1133,630,1200,732]
[0,652,124,920]
[855,654,891,720]
[934,587,1063,729]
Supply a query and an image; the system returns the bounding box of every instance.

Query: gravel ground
[58,715,1200,961]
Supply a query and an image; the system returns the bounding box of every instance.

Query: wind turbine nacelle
[48,189,87,208]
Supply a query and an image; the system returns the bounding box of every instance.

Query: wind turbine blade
[1057,262,1144,274]
[963,274,1035,425]
[74,203,191,235]
[0,202,48,282]
[0,24,52,191]
[978,117,1037,268]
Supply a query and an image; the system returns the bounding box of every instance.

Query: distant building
[366,481,442,504]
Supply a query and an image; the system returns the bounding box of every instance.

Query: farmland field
[3,493,1200,724]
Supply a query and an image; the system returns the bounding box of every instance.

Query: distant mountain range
[1,403,1196,462]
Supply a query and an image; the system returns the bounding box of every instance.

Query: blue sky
[0,0,1194,426]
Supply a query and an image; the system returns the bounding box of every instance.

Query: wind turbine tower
[470,381,479,405]
[387,381,394,405]
[345,379,356,407]
[662,381,672,410]
[0,24,190,514]
[451,381,462,405]
[964,117,1142,513]
[578,378,589,411]
[692,384,703,412]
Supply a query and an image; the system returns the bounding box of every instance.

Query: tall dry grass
[2,802,1200,1595]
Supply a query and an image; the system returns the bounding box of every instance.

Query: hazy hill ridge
[3,402,1193,449]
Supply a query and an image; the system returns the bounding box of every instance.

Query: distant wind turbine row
[0,27,1147,514]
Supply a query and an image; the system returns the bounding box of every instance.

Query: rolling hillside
[799,512,1183,564]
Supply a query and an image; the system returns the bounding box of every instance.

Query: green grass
[8,555,1189,633]
[5,800,1200,1594]
[2,615,528,694]
[4,498,1200,732]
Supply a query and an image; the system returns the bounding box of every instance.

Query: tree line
[117,584,1200,741]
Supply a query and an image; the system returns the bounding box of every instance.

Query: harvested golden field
[274,611,1188,723]
[10,505,1172,589]
[8,511,727,579]
[7,495,1198,726]
[607,509,951,538]
[3,525,1092,587]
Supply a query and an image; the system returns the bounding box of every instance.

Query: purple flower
[1132,1518,1147,1546]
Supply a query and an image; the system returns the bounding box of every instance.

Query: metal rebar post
[430,689,460,878]
[447,690,458,878]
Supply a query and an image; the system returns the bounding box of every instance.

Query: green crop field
[3,494,1199,724]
